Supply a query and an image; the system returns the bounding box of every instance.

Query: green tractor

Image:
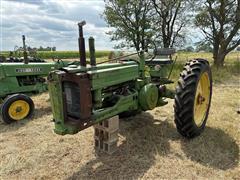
[48,21,212,138]
[0,36,71,124]
[0,35,45,63]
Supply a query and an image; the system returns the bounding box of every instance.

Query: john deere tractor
[0,36,71,124]
[48,21,212,138]
[0,35,45,63]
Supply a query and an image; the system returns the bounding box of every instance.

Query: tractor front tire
[174,59,212,138]
[1,94,34,124]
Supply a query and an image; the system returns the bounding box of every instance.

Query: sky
[0,0,116,51]
[0,0,204,51]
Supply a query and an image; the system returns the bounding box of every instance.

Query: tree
[185,46,195,52]
[103,0,153,51]
[39,46,43,51]
[178,46,195,52]
[103,0,195,50]
[237,46,240,51]
[195,0,240,66]
[152,0,191,48]
[195,41,213,52]
[52,47,56,51]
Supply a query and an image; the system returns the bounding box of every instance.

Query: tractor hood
[0,62,69,77]
[0,64,5,79]
[60,60,138,74]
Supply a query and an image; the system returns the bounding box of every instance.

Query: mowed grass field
[0,51,239,179]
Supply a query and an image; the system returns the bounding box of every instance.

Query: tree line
[15,46,56,52]
[103,0,240,66]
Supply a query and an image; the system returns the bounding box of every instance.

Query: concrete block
[94,128,104,140]
[94,138,104,150]
[104,115,119,131]
[94,116,119,154]
[103,129,118,142]
[103,140,118,154]
[94,128,118,142]
[94,116,119,132]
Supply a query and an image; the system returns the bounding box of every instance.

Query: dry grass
[0,81,240,179]
[175,51,240,64]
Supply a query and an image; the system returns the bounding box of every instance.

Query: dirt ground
[0,82,239,180]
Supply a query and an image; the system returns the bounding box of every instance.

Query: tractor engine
[48,59,143,135]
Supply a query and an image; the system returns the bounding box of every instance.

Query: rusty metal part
[60,72,92,130]
[78,21,86,67]
[22,35,28,64]
[89,37,96,66]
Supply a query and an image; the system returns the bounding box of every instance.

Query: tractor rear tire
[174,59,212,138]
[1,94,34,124]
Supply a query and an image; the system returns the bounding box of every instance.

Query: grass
[1,50,239,62]
[0,83,239,179]
[175,51,240,64]
[1,50,239,83]
[169,61,240,84]
[0,51,239,179]
[168,52,240,84]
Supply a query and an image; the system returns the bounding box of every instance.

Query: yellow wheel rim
[194,72,210,127]
[8,100,30,120]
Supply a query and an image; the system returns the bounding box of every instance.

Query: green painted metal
[139,84,159,110]
[92,91,138,122]
[48,53,176,135]
[0,61,69,99]
[0,62,63,77]
[146,59,174,85]
[89,64,139,90]
[149,65,170,78]
[47,23,177,135]
[48,71,67,134]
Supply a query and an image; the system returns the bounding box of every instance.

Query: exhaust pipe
[78,21,86,67]
[22,35,28,64]
[89,37,96,66]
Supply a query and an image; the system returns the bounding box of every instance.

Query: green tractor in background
[0,35,45,63]
[0,36,71,124]
[48,21,212,138]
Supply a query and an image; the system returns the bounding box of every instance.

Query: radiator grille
[63,82,81,119]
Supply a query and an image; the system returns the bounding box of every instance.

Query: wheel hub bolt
[197,94,205,104]
[16,106,22,113]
